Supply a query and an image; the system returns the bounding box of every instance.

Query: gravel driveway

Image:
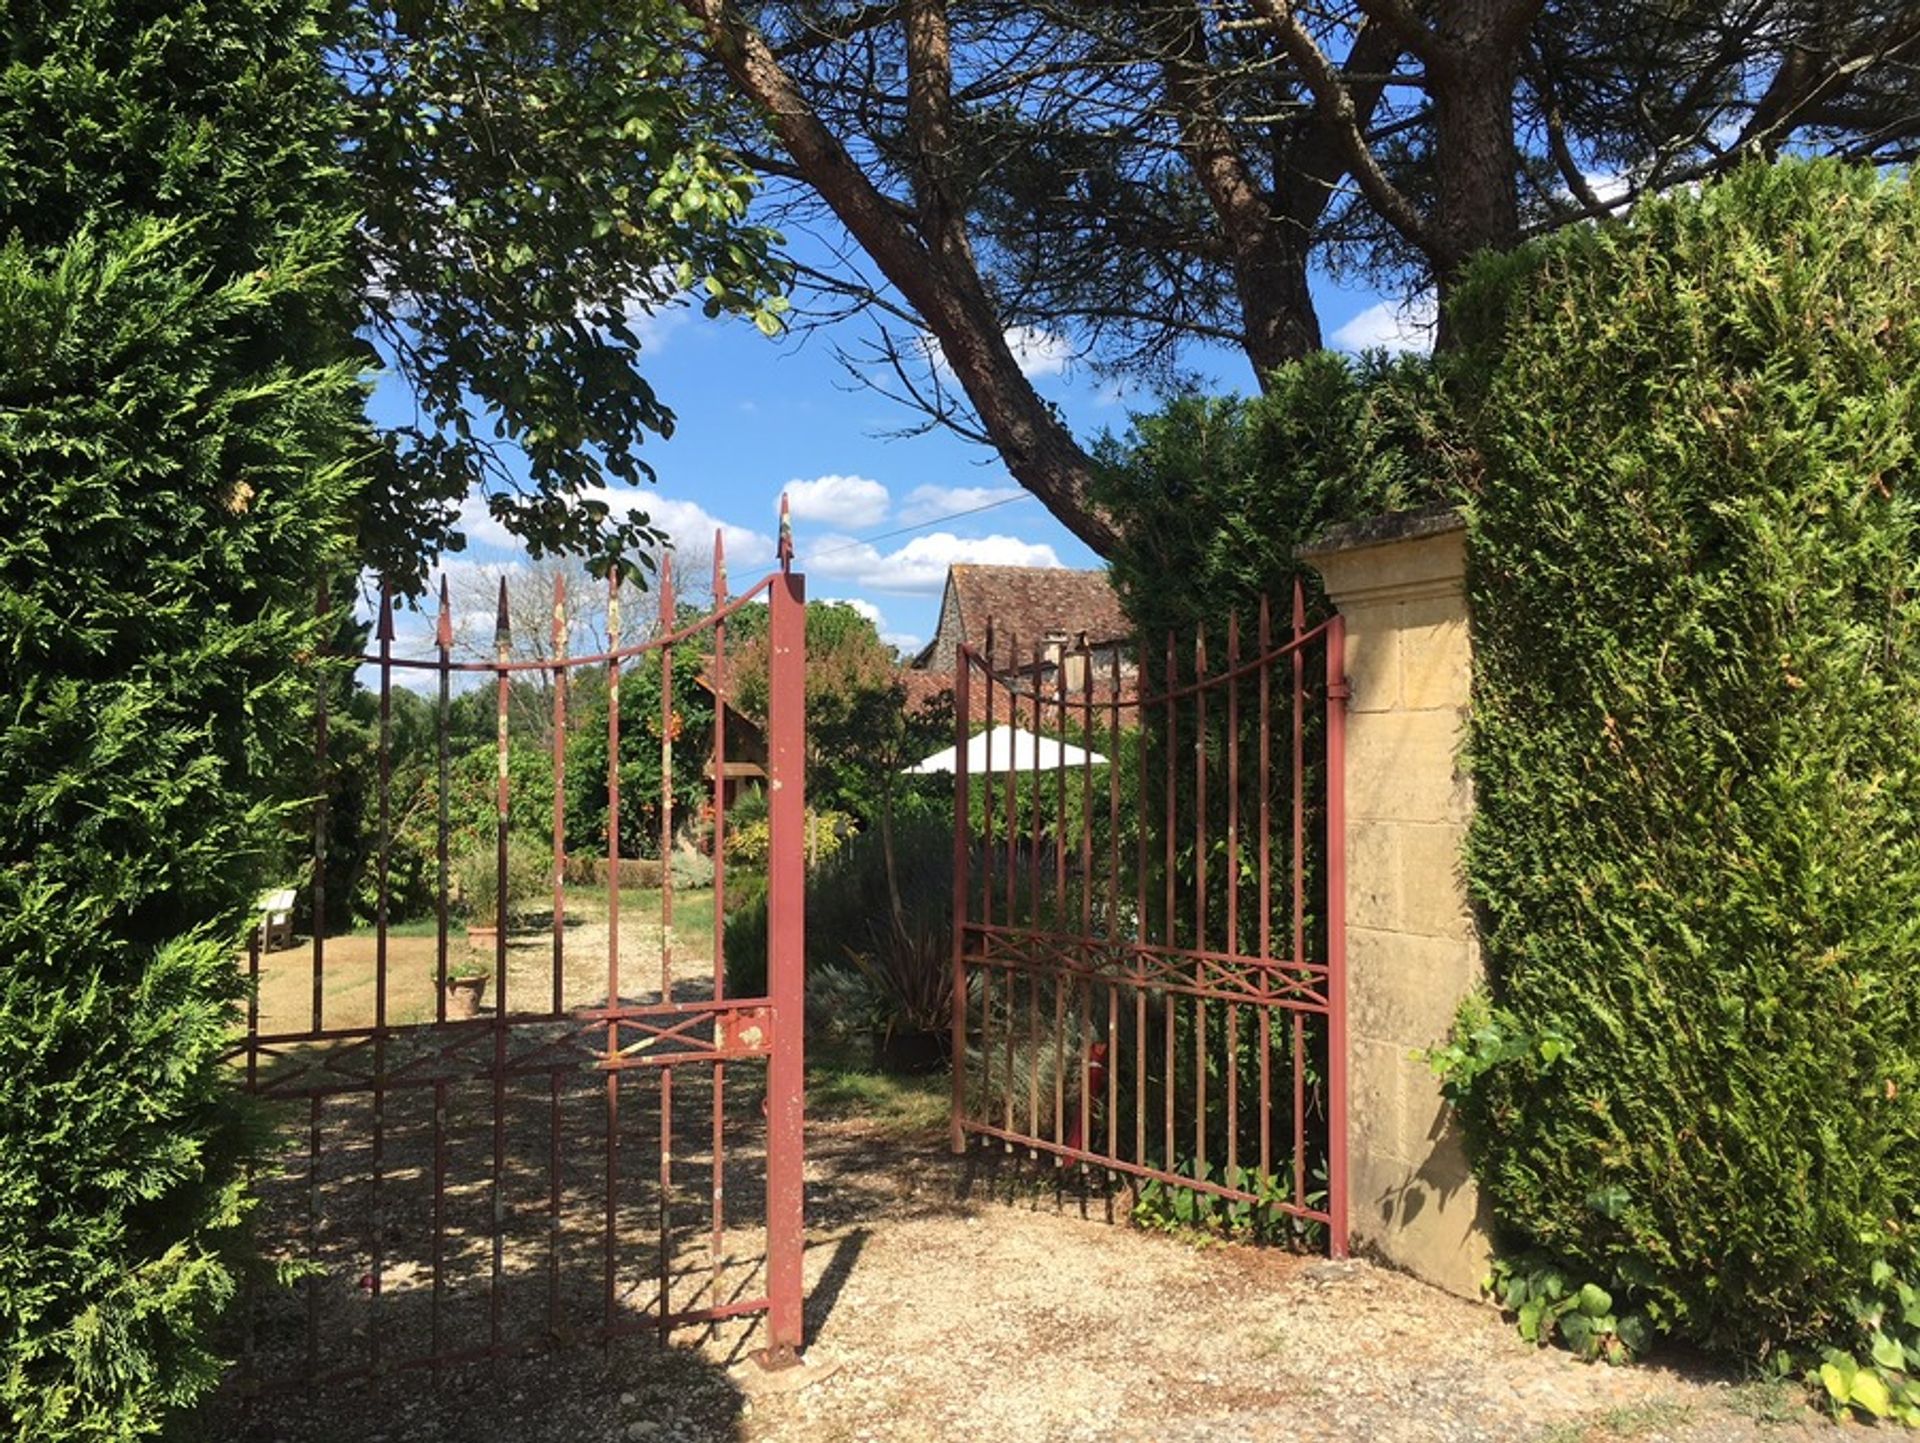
[209,1110,1831,1443]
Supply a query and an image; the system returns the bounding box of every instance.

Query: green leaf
[1577,1282,1614,1317]
[1821,1360,1854,1403]
[1871,1332,1905,1371]
[1850,1368,1894,1418]
[1518,1299,1546,1342]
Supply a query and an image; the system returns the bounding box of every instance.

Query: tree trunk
[686,0,1121,557]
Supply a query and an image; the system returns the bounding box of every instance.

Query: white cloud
[1004,325,1073,380]
[899,483,1026,525]
[883,631,925,655]
[584,487,777,571]
[807,531,1062,595]
[785,474,891,529]
[1330,293,1438,355]
[456,492,521,553]
[819,596,884,628]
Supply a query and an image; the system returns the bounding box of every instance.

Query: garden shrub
[724,816,954,1061]
[0,0,363,1434]
[456,835,555,927]
[1441,161,1920,1405]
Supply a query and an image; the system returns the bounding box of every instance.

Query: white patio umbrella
[904,723,1108,775]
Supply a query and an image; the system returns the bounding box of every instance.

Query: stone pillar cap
[1297,506,1467,608]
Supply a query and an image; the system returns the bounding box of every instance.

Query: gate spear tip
[376,578,395,643]
[436,574,453,649]
[712,528,727,602]
[659,549,676,622]
[777,493,794,570]
[494,575,512,647]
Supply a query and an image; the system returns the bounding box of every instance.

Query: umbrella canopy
[905,723,1108,776]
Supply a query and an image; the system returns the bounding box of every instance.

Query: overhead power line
[800,491,1033,561]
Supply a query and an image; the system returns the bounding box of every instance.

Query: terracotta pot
[443,974,487,1021]
[465,924,499,952]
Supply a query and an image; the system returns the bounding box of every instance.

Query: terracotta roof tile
[948,565,1128,650]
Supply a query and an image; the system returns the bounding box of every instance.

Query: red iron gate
[949,584,1348,1253]
[230,524,809,1395]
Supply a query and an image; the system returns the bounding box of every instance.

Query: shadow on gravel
[191,1334,749,1443]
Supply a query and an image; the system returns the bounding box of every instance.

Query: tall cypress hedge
[0,1,363,1434]
[1446,162,1920,1389]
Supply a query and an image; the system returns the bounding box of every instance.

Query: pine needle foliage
[0,1,363,1435]
[1445,161,1920,1364]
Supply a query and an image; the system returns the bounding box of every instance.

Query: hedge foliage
[1445,162,1920,1374]
[1091,351,1446,634]
[0,1,363,1434]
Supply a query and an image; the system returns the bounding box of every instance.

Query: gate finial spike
[376,578,395,642]
[659,549,677,623]
[494,575,512,651]
[777,493,794,570]
[553,572,567,654]
[712,528,728,602]
[1292,576,1307,632]
[436,574,453,649]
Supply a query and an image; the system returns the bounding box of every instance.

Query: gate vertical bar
[552,576,569,1016]
[761,501,807,1366]
[950,639,971,1155]
[549,575,568,1338]
[604,571,623,1337]
[311,579,329,1034]
[1325,611,1350,1259]
[435,579,452,1022]
[709,535,730,1312]
[370,582,394,1375]
[490,579,511,1347]
[659,556,676,1002]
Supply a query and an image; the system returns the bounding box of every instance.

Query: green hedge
[1445,162,1920,1391]
[0,1,363,1434]
[1091,351,1446,635]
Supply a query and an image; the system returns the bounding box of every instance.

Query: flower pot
[443,974,487,1021]
[465,923,499,953]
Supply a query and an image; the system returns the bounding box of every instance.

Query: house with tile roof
[916,565,1129,674]
[910,565,1137,718]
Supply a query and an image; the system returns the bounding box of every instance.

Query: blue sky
[369,236,1430,660]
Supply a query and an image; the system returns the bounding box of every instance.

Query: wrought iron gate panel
[949,583,1348,1253]
[229,517,808,1395]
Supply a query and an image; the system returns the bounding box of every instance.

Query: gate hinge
[1328,679,1352,701]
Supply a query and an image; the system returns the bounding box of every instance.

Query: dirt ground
[216,902,1834,1443]
[204,1108,1834,1443]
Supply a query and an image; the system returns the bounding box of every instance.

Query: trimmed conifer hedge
[0,1,363,1434]
[1444,162,1920,1391]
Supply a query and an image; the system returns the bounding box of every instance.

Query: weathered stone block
[1345,711,1470,825]
[1345,821,1400,933]
[1397,596,1471,712]
[1348,1038,1408,1169]
[1350,1139,1493,1302]
[1340,603,1401,714]
[1396,822,1472,941]
[1348,926,1474,1049]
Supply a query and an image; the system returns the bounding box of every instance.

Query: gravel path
[208,1114,1832,1443]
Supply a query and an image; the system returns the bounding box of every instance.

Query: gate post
[762,541,808,1366]
[1299,507,1492,1299]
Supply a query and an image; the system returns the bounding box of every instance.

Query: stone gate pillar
[1299,508,1492,1299]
